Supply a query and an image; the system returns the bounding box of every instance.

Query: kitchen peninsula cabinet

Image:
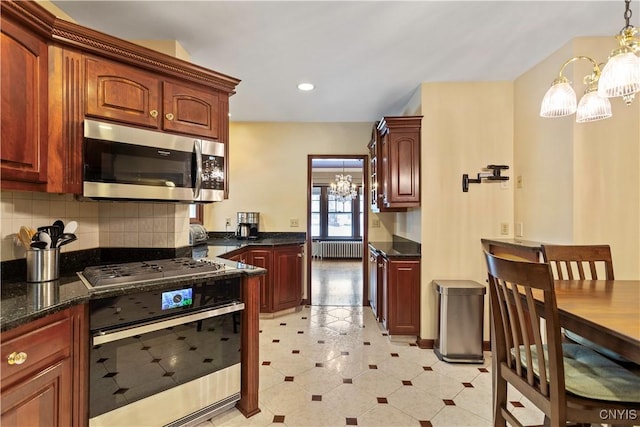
[1,305,88,427]
[223,244,303,314]
[381,256,421,336]
[0,7,50,192]
[369,116,422,212]
[86,57,223,140]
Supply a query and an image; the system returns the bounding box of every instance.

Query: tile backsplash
[1,191,190,262]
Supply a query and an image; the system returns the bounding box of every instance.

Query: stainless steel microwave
[83,119,224,202]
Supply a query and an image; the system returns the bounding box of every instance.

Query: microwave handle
[194,139,203,199]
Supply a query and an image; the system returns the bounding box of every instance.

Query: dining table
[533,280,640,364]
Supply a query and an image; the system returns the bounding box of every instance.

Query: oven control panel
[162,288,193,310]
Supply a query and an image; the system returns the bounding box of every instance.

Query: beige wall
[204,121,394,240]
[515,37,640,279]
[414,81,515,340]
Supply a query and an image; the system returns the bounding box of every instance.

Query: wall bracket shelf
[462,165,509,192]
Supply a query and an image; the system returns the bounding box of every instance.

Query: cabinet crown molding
[2,0,241,94]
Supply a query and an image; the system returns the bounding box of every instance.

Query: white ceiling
[52,1,639,122]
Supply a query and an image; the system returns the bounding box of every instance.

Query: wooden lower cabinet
[1,305,88,427]
[224,244,303,313]
[248,249,272,313]
[381,256,421,335]
[271,245,303,312]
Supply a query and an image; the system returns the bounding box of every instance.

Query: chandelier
[540,0,640,123]
[329,163,358,202]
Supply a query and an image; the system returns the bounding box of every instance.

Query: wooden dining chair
[541,244,614,280]
[484,252,640,426]
[540,244,629,362]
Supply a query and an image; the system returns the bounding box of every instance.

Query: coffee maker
[236,212,259,239]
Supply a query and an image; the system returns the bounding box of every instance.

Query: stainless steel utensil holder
[26,248,60,282]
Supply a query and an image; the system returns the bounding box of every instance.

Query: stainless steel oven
[82,259,243,427]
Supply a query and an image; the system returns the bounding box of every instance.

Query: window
[311,186,362,239]
[189,204,203,224]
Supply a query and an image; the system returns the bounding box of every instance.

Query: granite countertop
[203,234,307,257]
[1,233,302,332]
[369,239,421,258]
[0,256,265,332]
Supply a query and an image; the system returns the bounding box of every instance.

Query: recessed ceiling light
[297,82,315,91]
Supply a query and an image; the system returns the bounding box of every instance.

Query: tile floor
[198,306,546,426]
[311,260,363,306]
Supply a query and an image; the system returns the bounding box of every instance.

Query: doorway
[306,155,369,307]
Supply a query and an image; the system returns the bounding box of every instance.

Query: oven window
[84,139,193,187]
[89,311,241,418]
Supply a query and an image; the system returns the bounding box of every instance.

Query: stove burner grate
[80,257,227,288]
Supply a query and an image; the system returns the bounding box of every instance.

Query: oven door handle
[92,303,245,346]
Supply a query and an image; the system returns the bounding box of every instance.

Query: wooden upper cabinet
[369,116,422,211]
[85,57,161,128]
[86,56,223,140]
[163,81,220,140]
[0,15,48,190]
[379,116,422,209]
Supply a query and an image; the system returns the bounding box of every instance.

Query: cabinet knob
[297,253,302,258]
[165,113,174,121]
[7,351,27,365]
[149,110,159,118]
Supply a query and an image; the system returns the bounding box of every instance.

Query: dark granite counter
[1,256,265,333]
[1,233,302,332]
[369,235,421,258]
[203,232,307,258]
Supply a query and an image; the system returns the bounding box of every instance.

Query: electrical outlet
[290,218,299,227]
[500,222,509,235]
[516,175,523,189]
[372,219,381,228]
[225,217,231,227]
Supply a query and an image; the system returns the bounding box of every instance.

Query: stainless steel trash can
[433,280,486,363]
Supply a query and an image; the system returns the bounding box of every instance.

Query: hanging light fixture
[540,0,639,123]
[329,162,358,202]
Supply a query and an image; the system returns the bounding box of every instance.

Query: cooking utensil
[53,219,65,232]
[30,241,48,249]
[39,232,52,249]
[55,233,77,248]
[18,226,33,248]
[63,221,78,234]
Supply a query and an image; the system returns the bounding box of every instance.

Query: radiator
[316,241,363,259]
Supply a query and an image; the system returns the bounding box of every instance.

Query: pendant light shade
[597,50,640,101]
[576,90,613,123]
[540,0,639,123]
[540,80,577,118]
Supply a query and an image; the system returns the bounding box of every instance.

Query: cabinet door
[368,247,378,318]
[85,56,161,128]
[272,246,303,312]
[248,249,272,313]
[381,257,389,329]
[386,258,420,335]
[0,17,48,189]
[385,130,420,206]
[1,310,75,427]
[1,358,72,427]
[163,81,220,140]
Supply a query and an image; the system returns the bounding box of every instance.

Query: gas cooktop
[78,257,231,289]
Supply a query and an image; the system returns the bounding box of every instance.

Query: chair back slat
[542,244,614,280]
[484,252,566,407]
